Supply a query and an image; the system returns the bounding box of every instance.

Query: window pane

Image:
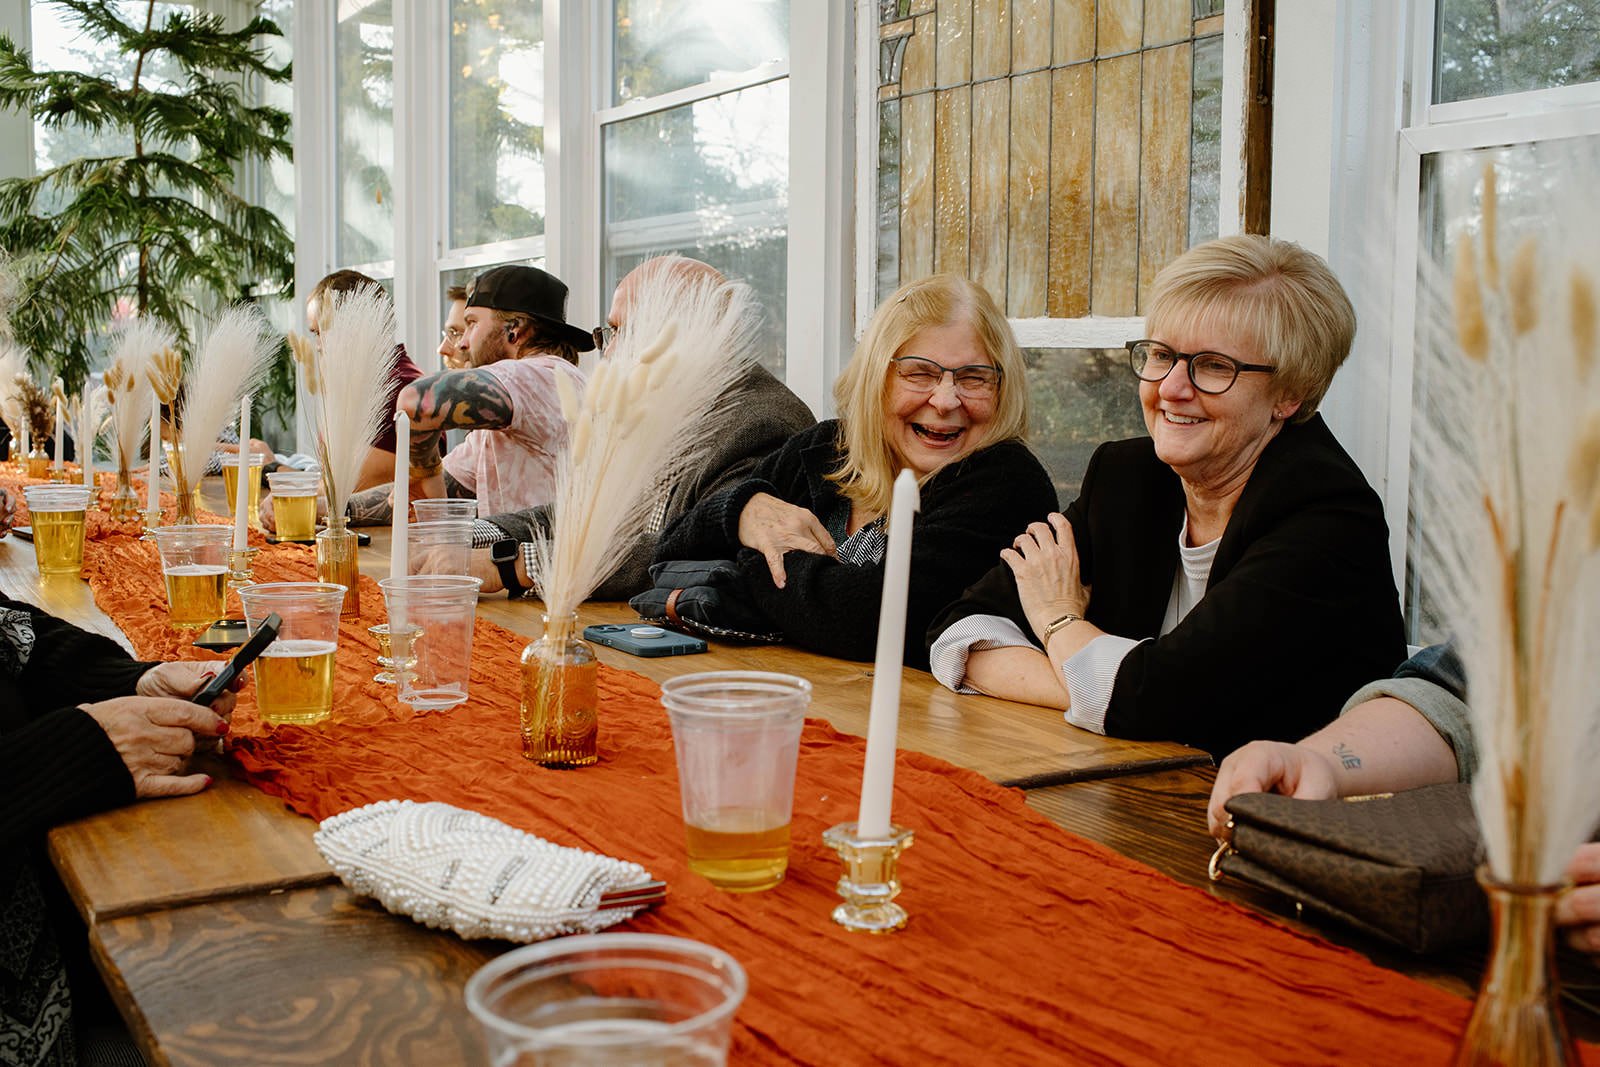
[1403,137,1597,642]
[1189,34,1223,246]
[29,2,188,175]
[612,0,788,106]
[258,0,295,241]
[601,82,788,376]
[1024,347,1146,504]
[449,1,545,248]
[337,0,395,265]
[1435,0,1600,104]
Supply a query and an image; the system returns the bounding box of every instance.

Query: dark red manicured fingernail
[203,775,214,787]
[216,721,230,735]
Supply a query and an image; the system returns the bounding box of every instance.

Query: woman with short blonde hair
[929,235,1404,759]
[645,274,1055,668]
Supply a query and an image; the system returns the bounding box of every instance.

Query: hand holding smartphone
[192,612,280,705]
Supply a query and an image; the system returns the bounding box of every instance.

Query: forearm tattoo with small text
[1332,742,1362,770]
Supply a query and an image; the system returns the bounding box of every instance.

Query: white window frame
[296,2,853,425]
[1370,0,1600,585]
[850,0,1253,357]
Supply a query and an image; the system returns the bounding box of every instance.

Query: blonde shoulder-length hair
[827,274,1030,516]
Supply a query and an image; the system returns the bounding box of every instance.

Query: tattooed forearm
[1332,742,1362,770]
[401,370,516,432]
[410,428,444,470]
[445,471,471,499]
[346,483,395,526]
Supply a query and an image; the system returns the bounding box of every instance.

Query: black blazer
[928,415,1407,758]
[654,420,1059,669]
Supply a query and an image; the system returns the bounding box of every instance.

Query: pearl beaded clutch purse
[314,799,664,943]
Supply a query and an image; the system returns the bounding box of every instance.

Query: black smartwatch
[489,538,528,596]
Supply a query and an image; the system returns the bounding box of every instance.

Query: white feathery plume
[103,318,171,474]
[533,267,759,618]
[176,305,276,501]
[67,382,110,456]
[1412,145,1600,885]
[291,286,398,520]
[0,340,27,441]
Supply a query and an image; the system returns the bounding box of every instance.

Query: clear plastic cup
[411,498,477,523]
[237,582,347,725]
[24,485,93,576]
[148,524,233,630]
[661,672,811,892]
[465,934,748,1067]
[379,575,482,710]
[222,453,266,528]
[266,471,321,541]
[407,518,473,576]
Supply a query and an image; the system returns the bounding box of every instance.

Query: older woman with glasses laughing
[928,235,1407,760]
[641,273,1056,667]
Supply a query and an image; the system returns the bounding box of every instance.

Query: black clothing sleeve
[656,422,1059,669]
[928,417,1406,758]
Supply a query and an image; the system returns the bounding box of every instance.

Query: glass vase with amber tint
[1453,868,1578,1067]
[315,516,361,616]
[520,612,598,766]
[25,446,49,479]
[109,461,142,521]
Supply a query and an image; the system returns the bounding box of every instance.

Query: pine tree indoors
[0,0,294,414]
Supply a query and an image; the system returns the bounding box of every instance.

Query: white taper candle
[390,410,409,579]
[857,468,921,838]
[147,392,160,510]
[53,396,63,472]
[233,394,251,551]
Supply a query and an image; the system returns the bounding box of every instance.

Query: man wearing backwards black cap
[396,264,593,515]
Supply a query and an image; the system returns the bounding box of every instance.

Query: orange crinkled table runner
[58,502,1592,1066]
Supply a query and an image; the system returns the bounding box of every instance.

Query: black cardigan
[652,420,1058,669]
[1,594,149,849]
[928,415,1407,758]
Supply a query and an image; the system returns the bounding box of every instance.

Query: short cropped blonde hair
[828,274,1030,516]
[1146,234,1356,421]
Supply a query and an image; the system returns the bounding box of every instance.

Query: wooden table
[25,500,1567,1063]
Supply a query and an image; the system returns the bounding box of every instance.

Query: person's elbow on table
[1206,741,1339,840]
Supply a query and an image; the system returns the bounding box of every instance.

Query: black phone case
[195,619,250,650]
[583,624,707,657]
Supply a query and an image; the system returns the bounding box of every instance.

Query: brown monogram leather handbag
[1209,782,1488,953]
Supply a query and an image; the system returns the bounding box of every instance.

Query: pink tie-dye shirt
[443,355,586,516]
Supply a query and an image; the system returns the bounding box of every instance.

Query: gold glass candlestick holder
[48,465,71,484]
[227,546,260,590]
[821,822,914,933]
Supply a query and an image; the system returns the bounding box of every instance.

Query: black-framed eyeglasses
[592,324,617,351]
[1125,340,1276,395]
[890,355,1002,399]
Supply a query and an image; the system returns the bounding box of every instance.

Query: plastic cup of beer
[237,582,347,725]
[23,485,92,576]
[410,498,477,523]
[465,934,747,1067]
[661,672,810,893]
[148,524,233,630]
[266,471,320,541]
[378,575,481,710]
[222,452,266,528]
[407,518,473,576]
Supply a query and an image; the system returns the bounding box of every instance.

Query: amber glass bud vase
[1453,868,1577,1067]
[520,612,599,766]
[25,446,49,479]
[315,515,361,616]
[109,461,141,521]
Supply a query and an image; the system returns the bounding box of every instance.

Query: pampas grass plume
[1414,145,1600,885]
[176,305,276,499]
[298,287,398,518]
[105,318,173,473]
[533,265,758,618]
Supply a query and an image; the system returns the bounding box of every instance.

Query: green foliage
[1436,0,1600,103]
[0,0,294,396]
